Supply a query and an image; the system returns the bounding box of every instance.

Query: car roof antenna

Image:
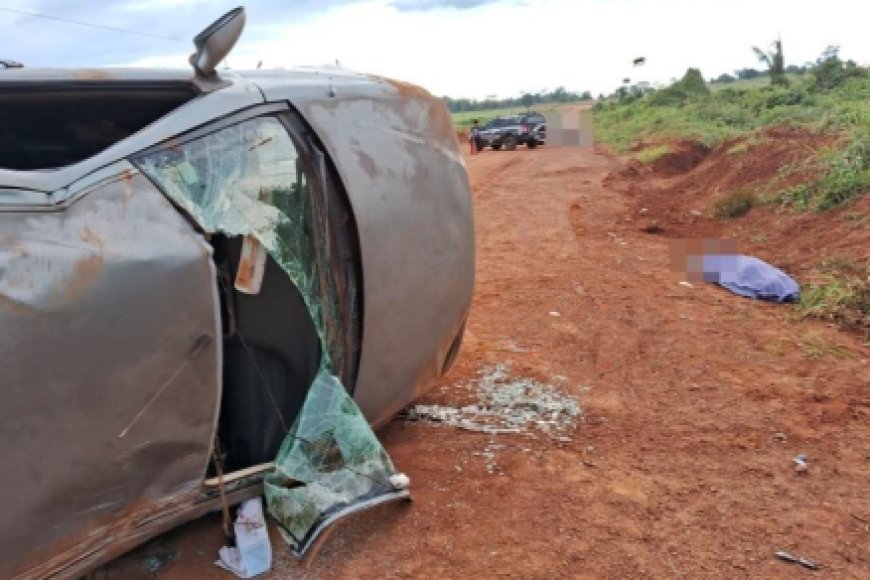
[190,6,246,86]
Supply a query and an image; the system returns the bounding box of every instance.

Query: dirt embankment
[609,128,870,288]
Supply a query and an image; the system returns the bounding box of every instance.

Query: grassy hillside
[594,65,870,337]
[709,73,803,92]
[594,71,870,211]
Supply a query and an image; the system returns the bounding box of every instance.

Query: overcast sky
[1,0,866,98]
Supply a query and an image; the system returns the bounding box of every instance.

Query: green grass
[452,107,527,129]
[795,334,853,359]
[709,73,804,92]
[594,74,870,154]
[775,127,870,210]
[798,257,870,338]
[451,103,567,130]
[634,144,671,164]
[594,72,870,211]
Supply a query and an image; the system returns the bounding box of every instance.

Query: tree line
[444,42,864,112]
[609,44,866,103]
[442,86,593,113]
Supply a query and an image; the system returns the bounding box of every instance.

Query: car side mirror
[190,6,246,79]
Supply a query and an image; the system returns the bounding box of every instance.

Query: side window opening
[137,116,325,472]
[0,81,198,170]
[134,114,402,556]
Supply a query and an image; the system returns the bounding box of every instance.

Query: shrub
[816,129,870,209]
[798,258,870,338]
[777,129,870,210]
[649,68,709,106]
[809,46,868,91]
[712,189,755,218]
[678,68,710,96]
[763,86,814,108]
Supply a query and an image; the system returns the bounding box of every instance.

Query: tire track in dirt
[468,154,528,194]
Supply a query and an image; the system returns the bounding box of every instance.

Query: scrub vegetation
[799,258,870,339]
[774,128,870,210]
[594,46,869,212]
[594,44,870,337]
[711,189,756,219]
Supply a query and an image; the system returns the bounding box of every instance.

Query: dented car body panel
[255,70,475,422]
[0,65,473,578]
[0,170,223,578]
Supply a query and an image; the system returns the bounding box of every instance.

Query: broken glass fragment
[263,372,398,553]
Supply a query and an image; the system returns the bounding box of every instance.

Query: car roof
[0,66,434,197]
[491,113,543,123]
[0,67,194,83]
[0,65,366,83]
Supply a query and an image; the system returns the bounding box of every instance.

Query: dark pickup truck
[478,112,546,150]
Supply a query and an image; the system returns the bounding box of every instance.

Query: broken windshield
[134,114,404,556]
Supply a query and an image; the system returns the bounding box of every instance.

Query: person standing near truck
[469,119,482,154]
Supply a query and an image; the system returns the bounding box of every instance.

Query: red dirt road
[108,143,870,579]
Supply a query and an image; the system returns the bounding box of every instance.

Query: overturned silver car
[0,8,473,578]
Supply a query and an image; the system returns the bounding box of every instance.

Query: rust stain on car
[427,100,459,150]
[11,490,198,580]
[120,170,135,217]
[372,76,459,152]
[379,76,433,100]
[80,225,103,249]
[58,253,104,306]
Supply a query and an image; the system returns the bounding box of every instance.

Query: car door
[0,166,221,578]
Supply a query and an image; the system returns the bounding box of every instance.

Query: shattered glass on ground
[135,115,400,555]
[405,364,581,438]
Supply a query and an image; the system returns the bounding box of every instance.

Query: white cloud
[120,0,206,13]
[235,0,868,97]
[101,0,870,98]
